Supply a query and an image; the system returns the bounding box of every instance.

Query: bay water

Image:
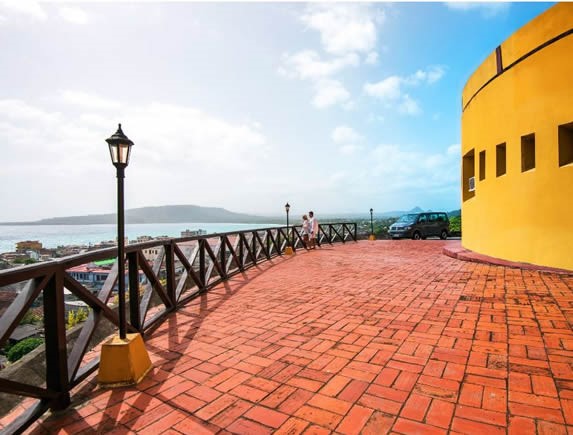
[0,222,278,254]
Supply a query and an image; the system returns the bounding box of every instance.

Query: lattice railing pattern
[0,222,357,433]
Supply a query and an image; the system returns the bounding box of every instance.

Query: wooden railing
[0,222,356,434]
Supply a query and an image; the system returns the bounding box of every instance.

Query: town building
[15,241,42,253]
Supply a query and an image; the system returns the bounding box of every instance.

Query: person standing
[309,211,319,249]
[301,214,310,248]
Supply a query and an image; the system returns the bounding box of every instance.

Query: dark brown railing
[0,222,356,434]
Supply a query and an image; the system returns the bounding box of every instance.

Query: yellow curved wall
[461,3,573,271]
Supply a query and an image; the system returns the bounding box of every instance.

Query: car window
[429,214,438,222]
[396,214,418,223]
[418,214,427,223]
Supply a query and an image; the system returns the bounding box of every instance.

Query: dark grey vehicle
[388,212,450,240]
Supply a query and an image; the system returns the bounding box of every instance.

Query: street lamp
[284,202,293,255]
[105,124,133,340]
[99,123,151,387]
[369,208,376,241]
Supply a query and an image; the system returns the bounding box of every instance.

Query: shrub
[7,338,43,362]
[67,308,88,329]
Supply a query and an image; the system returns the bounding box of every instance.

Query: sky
[0,1,554,221]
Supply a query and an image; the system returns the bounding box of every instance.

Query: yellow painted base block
[368,235,376,241]
[98,333,152,388]
[284,246,294,255]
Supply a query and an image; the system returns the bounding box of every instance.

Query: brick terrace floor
[20,240,573,434]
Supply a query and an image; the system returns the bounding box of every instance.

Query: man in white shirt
[309,211,319,249]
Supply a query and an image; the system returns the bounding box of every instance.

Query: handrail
[0,222,357,434]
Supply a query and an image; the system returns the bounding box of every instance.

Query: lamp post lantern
[284,202,293,255]
[105,123,134,340]
[99,123,152,387]
[369,208,376,241]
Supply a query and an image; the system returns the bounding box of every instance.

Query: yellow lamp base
[284,246,294,255]
[98,333,152,388]
[368,234,376,241]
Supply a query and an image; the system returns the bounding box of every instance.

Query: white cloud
[59,6,88,25]
[339,144,363,155]
[364,75,402,100]
[447,143,461,155]
[0,95,270,216]
[398,95,421,115]
[279,50,359,80]
[0,99,61,124]
[279,3,386,110]
[312,80,350,109]
[403,66,446,85]
[364,66,445,115]
[332,125,364,155]
[332,125,362,144]
[444,2,510,18]
[60,91,122,110]
[0,0,47,21]
[369,143,459,191]
[301,3,384,55]
[365,52,379,65]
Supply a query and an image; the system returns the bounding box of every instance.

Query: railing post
[165,242,176,309]
[199,239,206,289]
[128,251,141,331]
[43,268,70,410]
[252,232,257,264]
[291,227,296,252]
[354,223,357,241]
[342,224,346,243]
[220,236,227,279]
[266,230,271,258]
[239,234,244,270]
[329,225,332,244]
[277,229,282,255]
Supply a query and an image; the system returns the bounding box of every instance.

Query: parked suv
[388,212,450,240]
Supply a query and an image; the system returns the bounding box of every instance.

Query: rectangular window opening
[559,122,573,167]
[521,133,535,172]
[463,149,475,201]
[479,150,486,181]
[496,143,506,177]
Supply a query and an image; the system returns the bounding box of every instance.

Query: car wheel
[440,230,448,240]
[412,231,421,240]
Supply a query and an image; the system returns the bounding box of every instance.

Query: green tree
[450,216,461,233]
[7,338,43,362]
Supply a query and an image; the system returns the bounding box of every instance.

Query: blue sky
[0,1,554,221]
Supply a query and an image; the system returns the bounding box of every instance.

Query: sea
[0,222,278,254]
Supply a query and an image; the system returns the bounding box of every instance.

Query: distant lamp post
[98,123,152,387]
[369,208,376,241]
[284,202,293,255]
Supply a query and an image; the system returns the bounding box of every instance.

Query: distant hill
[1,205,281,225]
[1,205,462,225]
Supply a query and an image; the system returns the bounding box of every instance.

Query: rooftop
[10,240,573,434]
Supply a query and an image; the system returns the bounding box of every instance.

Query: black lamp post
[285,202,290,246]
[105,124,134,340]
[370,208,374,236]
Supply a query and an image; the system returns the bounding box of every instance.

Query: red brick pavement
[15,240,573,434]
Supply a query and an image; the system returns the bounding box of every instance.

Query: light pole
[284,202,293,255]
[106,124,133,340]
[369,208,376,241]
[99,123,152,387]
